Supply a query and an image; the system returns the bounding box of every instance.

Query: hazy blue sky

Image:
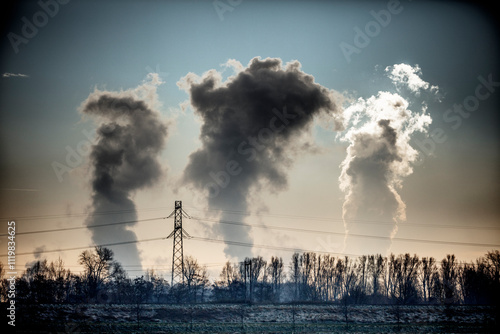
[0,0,499,278]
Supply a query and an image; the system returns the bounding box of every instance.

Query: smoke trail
[339,64,437,255]
[178,57,343,260]
[80,74,168,268]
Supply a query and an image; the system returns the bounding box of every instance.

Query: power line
[190,236,359,258]
[4,205,498,231]
[1,215,497,258]
[192,217,500,248]
[184,206,500,231]
[0,233,359,259]
[0,236,166,258]
[0,217,167,237]
[6,229,495,261]
[4,209,498,249]
[0,206,173,222]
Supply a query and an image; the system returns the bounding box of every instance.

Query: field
[10,303,499,333]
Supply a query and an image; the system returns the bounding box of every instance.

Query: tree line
[1,248,499,305]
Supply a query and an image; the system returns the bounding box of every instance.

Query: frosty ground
[9,303,499,333]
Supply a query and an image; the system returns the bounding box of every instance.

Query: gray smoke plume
[178,57,343,260]
[80,74,168,268]
[339,64,437,255]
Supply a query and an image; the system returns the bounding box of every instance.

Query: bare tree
[385,254,397,300]
[268,256,284,301]
[459,256,497,305]
[318,254,337,301]
[300,252,316,300]
[48,258,71,302]
[385,254,420,304]
[486,250,500,305]
[420,257,436,303]
[486,250,500,285]
[441,254,457,304]
[290,253,301,301]
[334,257,345,301]
[249,256,267,302]
[341,256,357,301]
[399,254,420,304]
[367,254,385,298]
[184,256,209,303]
[357,255,368,294]
[220,261,237,286]
[24,260,52,303]
[144,269,168,303]
[78,246,119,300]
[214,261,243,302]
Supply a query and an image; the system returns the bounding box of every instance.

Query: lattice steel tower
[167,200,190,286]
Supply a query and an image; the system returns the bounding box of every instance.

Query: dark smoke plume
[80,74,168,268]
[178,57,343,260]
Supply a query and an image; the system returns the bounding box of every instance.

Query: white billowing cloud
[339,64,436,255]
[2,72,29,78]
[385,64,438,95]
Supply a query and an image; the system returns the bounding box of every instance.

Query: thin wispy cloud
[2,72,29,78]
[2,188,39,192]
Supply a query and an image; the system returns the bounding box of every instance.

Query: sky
[0,0,499,279]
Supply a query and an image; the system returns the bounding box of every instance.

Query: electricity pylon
[166,200,190,286]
